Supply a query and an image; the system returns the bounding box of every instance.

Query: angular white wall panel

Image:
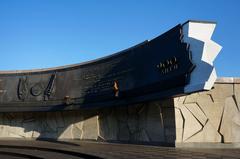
[183,21,222,93]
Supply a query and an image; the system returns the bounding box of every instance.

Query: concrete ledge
[176,142,240,148]
[215,77,240,84]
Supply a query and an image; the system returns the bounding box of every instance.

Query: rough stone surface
[144,104,164,142]
[184,103,207,126]
[180,104,202,141]
[220,96,239,142]
[0,81,240,145]
[234,84,240,110]
[81,116,98,140]
[174,108,184,142]
[186,121,221,142]
[98,109,118,140]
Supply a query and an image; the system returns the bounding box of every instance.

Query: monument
[0,20,221,112]
[3,20,240,148]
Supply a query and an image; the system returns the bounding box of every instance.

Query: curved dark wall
[0,24,194,112]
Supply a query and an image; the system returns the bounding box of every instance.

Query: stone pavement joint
[0,140,239,159]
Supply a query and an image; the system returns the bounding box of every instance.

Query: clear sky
[0,0,239,77]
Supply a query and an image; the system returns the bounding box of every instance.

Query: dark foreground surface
[0,140,239,159]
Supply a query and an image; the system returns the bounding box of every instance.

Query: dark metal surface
[0,24,194,112]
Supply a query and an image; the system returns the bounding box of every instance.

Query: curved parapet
[182,20,222,93]
[0,20,221,112]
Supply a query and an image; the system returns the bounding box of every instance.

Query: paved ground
[0,140,239,159]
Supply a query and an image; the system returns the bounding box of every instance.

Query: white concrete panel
[183,21,222,93]
[204,68,217,90]
[202,40,222,65]
[187,22,216,41]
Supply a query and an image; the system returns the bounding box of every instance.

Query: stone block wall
[0,78,240,145]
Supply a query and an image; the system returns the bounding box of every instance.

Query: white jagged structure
[182,21,222,93]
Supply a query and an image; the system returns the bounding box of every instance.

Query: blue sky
[0,0,239,77]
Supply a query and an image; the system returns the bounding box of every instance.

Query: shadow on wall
[97,99,176,146]
[0,30,186,144]
[3,82,240,145]
[0,109,98,140]
[0,99,176,146]
[0,45,177,145]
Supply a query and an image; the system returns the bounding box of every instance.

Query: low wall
[0,78,240,146]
